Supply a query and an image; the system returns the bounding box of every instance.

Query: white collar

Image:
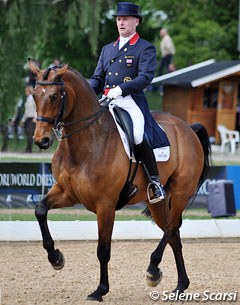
[119,32,136,49]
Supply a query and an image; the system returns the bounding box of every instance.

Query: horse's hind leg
[168,229,190,293]
[146,229,172,287]
[147,228,189,293]
[146,196,189,293]
[35,183,73,270]
[145,201,169,287]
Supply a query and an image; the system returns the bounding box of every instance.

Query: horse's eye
[49,93,58,102]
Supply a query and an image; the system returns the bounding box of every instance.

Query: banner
[0,163,239,209]
[0,163,54,208]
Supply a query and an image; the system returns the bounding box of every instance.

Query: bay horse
[28,59,211,302]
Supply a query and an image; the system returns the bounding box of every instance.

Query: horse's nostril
[35,137,51,150]
[41,137,51,149]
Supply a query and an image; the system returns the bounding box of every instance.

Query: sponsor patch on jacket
[125,55,134,67]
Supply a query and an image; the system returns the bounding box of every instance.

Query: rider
[90,2,167,203]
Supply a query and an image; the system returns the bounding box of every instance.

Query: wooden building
[152,59,240,142]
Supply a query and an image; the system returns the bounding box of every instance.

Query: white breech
[109,95,145,145]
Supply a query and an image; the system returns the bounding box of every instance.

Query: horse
[28,59,211,302]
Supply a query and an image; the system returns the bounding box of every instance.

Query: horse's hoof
[87,292,103,302]
[51,250,65,270]
[146,270,163,287]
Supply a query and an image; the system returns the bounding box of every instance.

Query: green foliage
[140,0,239,68]
[0,0,112,125]
[0,0,45,124]
[173,13,229,67]
[0,0,239,124]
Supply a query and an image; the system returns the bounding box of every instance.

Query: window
[203,87,218,109]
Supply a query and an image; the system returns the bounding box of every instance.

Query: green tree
[0,0,39,124]
[0,0,239,125]
[0,0,112,124]
[139,0,238,69]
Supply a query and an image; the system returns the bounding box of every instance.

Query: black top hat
[113,2,142,23]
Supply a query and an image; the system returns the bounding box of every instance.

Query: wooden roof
[152,59,240,87]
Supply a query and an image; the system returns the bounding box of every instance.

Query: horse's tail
[191,123,212,188]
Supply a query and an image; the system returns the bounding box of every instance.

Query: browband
[36,81,64,86]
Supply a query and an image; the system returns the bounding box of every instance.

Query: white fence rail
[0,219,239,241]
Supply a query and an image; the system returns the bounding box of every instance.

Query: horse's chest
[58,167,89,199]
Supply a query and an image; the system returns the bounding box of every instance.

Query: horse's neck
[59,110,116,165]
[65,74,99,122]
[60,74,116,159]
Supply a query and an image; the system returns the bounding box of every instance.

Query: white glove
[107,86,122,99]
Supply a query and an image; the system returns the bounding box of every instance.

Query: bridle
[35,78,108,141]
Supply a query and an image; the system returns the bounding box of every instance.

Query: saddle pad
[109,105,170,162]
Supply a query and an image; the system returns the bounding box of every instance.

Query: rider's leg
[109,96,165,203]
[135,136,166,203]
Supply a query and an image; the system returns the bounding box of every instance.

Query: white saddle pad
[109,105,170,162]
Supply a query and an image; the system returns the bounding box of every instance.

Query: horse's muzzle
[35,137,51,150]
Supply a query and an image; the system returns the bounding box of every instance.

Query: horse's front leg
[35,183,74,270]
[87,205,115,302]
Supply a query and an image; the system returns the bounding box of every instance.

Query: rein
[35,79,110,140]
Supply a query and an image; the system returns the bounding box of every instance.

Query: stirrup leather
[147,181,166,204]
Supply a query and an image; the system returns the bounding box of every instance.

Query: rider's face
[116,16,139,38]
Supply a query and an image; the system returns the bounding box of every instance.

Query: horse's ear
[54,64,69,80]
[28,58,40,75]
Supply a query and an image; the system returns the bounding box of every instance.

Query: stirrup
[147,181,166,204]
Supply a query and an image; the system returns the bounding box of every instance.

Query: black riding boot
[135,138,166,204]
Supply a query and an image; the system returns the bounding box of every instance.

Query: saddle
[102,102,170,210]
[113,107,135,155]
[113,107,138,210]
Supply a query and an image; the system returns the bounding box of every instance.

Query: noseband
[35,72,107,140]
